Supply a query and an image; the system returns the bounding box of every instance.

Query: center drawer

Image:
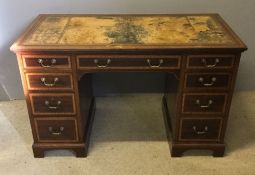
[29,93,76,115]
[77,55,181,70]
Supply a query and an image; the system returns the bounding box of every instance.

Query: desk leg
[31,97,95,158]
[162,96,225,157]
[32,146,45,158]
[162,96,183,157]
[32,143,88,158]
[81,97,96,157]
[170,143,225,157]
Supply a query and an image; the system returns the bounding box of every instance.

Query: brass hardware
[198,77,217,87]
[195,99,213,108]
[147,59,164,68]
[37,58,57,67]
[48,126,64,136]
[192,126,208,135]
[40,77,59,87]
[44,100,62,110]
[94,59,111,68]
[201,58,220,68]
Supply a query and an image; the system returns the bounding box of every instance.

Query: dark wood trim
[218,54,242,142]
[82,97,96,157]
[32,143,87,158]
[173,55,188,142]
[170,143,225,157]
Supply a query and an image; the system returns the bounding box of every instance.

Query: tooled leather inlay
[22,15,236,46]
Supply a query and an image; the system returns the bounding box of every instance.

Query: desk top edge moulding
[10,14,247,158]
[11,14,247,52]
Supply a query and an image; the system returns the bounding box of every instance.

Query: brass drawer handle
[195,99,213,108]
[48,126,64,136]
[94,59,111,68]
[198,77,217,87]
[40,77,59,87]
[44,100,62,110]
[37,58,57,67]
[147,59,164,68]
[201,58,220,68]
[192,126,208,135]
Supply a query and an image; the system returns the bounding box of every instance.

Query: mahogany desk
[10,14,247,157]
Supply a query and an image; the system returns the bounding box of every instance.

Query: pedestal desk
[10,14,247,157]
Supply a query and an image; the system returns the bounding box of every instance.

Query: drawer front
[30,93,76,115]
[35,118,78,142]
[185,73,231,89]
[26,73,73,91]
[182,93,227,114]
[22,55,71,69]
[179,118,222,141]
[187,55,234,69]
[77,55,181,70]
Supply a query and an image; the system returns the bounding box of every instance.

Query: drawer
[179,118,222,141]
[22,55,71,69]
[77,55,181,70]
[182,93,227,114]
[34,118,78,142]
[29,93,76,115]
[185,73,231,90]
[187,55,234,69]
[26,73,73,91]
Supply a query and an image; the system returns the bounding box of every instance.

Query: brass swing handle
[192,126,208,135]
[147,59,164,68]
[40,77,59,87]
[198,77,217,87]
[195,99,213,108]
[38,58,57,68]
[201,58,220,68]
[44,100,62,110]
[48,126,64,136]
[94,59,111,68]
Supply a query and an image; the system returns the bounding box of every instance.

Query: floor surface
[0,92,255,175]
